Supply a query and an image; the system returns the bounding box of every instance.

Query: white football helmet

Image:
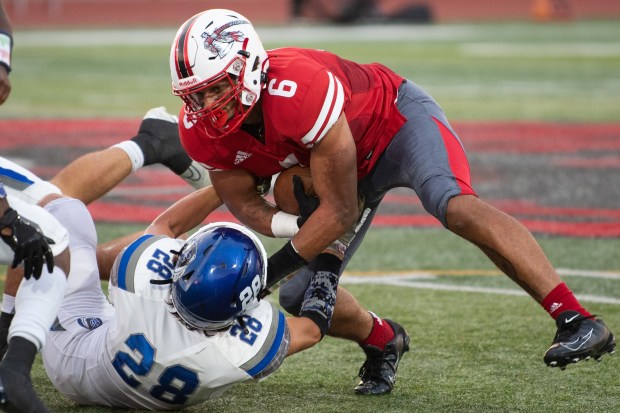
[170,9,269,138]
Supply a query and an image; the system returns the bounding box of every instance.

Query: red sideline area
[1,119,619,238]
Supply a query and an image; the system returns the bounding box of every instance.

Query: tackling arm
[97,186,223,279]
[144,185,222,237]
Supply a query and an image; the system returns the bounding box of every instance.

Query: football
[273,165,314,214]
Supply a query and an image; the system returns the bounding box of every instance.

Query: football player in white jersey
[0,159,70,413]
[0,106,210,413]
[39,179,339,409]
[0,106,213,359]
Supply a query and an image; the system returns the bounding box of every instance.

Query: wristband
[0,32,12,73]
[0,182,7,199]
[270,211,300,238]
[1,294,16,314]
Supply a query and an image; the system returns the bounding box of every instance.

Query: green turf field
[3,20,620,121]
[2,20,620,413]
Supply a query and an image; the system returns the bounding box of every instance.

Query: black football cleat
[544,310,616,369]
[354,319,410,395]
[0,363,50,413]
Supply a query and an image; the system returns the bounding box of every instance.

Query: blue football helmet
[170,222,267,331]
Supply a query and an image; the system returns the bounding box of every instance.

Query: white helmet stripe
[301,71,344,147]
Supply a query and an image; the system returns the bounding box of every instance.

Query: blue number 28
[112,333,199,405]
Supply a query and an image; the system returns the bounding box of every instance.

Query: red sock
[541,282,592,320]
[359,313,394,350]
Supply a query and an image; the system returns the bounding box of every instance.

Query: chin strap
[236,316,249,335]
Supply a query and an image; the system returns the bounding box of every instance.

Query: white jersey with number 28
[43,229,288,410]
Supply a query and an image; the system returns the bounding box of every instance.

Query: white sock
[1,293,16,314]
[9,267,67,351]
[112,140,145,173]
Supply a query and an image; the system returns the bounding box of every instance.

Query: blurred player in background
[170,8,615,391]
[0,0,12,105]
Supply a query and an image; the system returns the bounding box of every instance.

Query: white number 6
[268,79,297,98]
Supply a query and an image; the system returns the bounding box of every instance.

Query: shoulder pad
[110,235,183,299]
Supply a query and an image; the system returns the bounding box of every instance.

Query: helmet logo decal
[201,19,248,59]
[78,317,103,331]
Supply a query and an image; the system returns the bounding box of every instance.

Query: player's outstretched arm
[97,185,223,279]
[145,185,222,237]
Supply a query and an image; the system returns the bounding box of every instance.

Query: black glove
[293,175,320,227]
[0,208,55,280]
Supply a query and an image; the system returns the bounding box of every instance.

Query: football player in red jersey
[171,8,615,392]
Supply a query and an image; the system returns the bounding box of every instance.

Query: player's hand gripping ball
[273,165,314,215]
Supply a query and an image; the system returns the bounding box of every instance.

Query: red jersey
[180,47,406,179]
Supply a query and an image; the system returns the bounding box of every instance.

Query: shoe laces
[357,347,392,381]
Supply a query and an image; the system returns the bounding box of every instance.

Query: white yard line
[461,42,620,57]
[342,268,620,279]
[340,268,620,305]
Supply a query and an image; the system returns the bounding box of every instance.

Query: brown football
[273,165,314,215]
